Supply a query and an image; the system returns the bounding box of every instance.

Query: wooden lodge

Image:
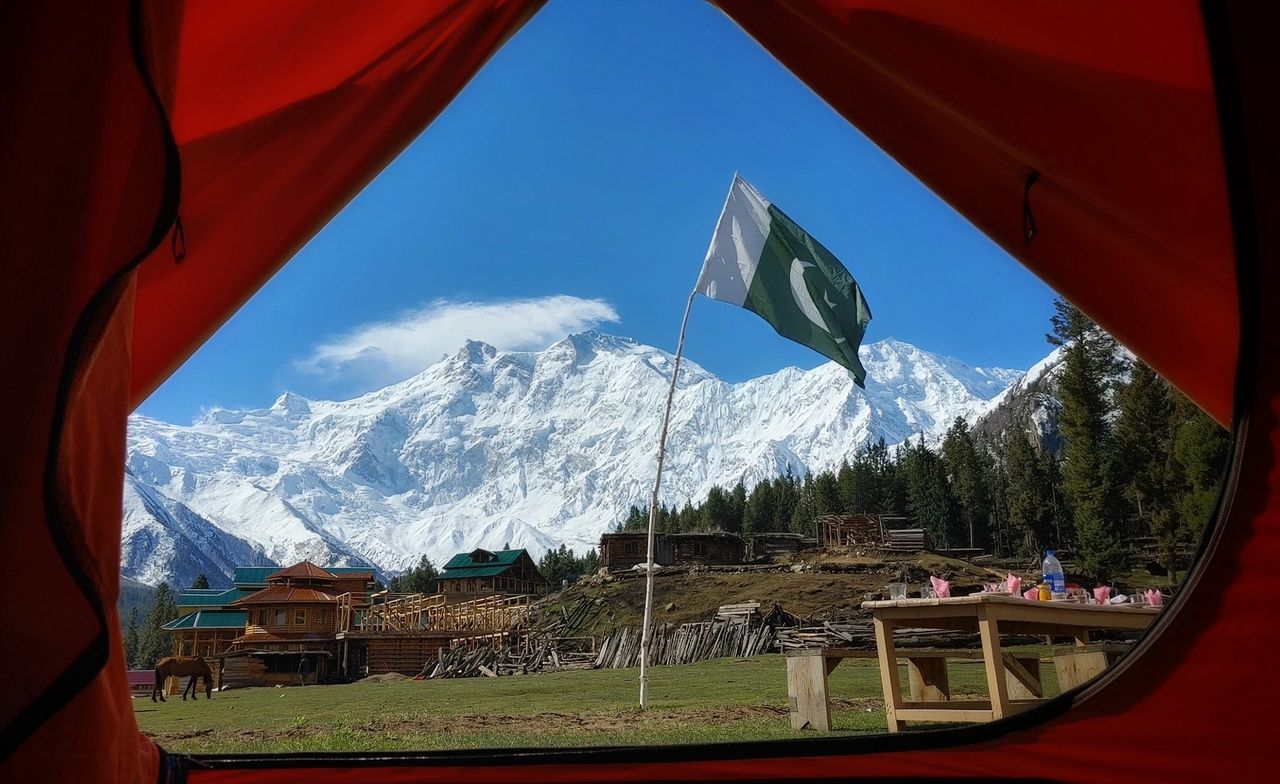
[599,532,673,569]
[165,550,544,688]
[437,548,548,601]
[665,532,745,566]
[224,561,377,686]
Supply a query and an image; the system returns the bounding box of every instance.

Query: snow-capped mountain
[124,333,1027,585]
[972,346,1067,452]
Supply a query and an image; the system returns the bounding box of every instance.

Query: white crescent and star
[789,258,841,339]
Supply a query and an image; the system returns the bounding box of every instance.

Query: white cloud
[297,295,620,388]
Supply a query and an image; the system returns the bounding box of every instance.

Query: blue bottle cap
[1046,549,1054,557]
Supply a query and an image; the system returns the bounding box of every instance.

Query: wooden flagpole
[639,287,697,710]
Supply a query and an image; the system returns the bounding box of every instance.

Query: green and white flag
[695,175,874,386]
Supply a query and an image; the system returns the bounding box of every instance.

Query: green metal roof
[442,548,526,570]
[161,610,247,631]
[439,564,515,579]
[233,565,375,587]
[176,588,252,607]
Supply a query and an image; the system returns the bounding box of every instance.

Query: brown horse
[151,656,213,702]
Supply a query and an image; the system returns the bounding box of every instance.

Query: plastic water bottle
[1042,550,1066,599]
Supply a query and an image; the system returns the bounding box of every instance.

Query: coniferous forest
[621,298,1230,583]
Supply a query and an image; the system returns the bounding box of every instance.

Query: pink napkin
[1093,586,1112,605]
[1144,589,1164,607]
[1023,587,1039,601]
[1005,574,1022,595]
[929,576,951,598]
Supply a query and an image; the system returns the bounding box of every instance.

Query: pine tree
[883,445,911,515]
[387,555,440,594]
[789,472,818,535]
[1048,297,1127,581]
[580,547,602,575]
[123,607,141,669]
[678,500,698,531]
[139,584,179,668]
[835,459,860,512]
[190,574,209,589]
[942,418,993,550]
[1170,393,1231,542]
[621,504,647,532]
[772,470,800,531]
[900,438,962,549]
[811,470,842,517]
[702,485,734,531]
[1113,361,1177,539]
[743,481,777,536]
[729,481,747,533]
[1002,431,1053,553]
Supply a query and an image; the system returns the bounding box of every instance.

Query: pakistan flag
[695,175,874,386]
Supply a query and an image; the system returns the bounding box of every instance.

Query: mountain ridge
[124,333,1035,586]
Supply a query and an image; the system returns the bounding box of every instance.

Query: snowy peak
[124,333,1029,586]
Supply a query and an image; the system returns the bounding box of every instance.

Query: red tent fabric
[0,1,1273,781]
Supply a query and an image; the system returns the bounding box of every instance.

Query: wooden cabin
[599,532,673,569]
[437,548,547,601]
[747,532,815,561]
[665,532,744,566]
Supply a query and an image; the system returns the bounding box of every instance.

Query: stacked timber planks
[593,620,774,669]
[424,637,596,679]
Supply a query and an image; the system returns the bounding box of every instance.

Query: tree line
[620,298,1229,583]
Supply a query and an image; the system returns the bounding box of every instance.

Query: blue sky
[138,0,1057,424]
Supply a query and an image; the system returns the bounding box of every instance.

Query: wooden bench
[785,647,1043,731]
[1052,643,1131,691]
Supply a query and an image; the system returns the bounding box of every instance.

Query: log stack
[593,619,774,669]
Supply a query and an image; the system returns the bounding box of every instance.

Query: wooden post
[872,616,905,732]
[787,654,832,731]
[639,288,698,710]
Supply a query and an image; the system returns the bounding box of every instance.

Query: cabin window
[624,541,638,555]
[693,542,708,557]
[274,609,286,627]
[295,609,307,626]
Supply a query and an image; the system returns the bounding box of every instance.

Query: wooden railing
[336,591,530,634]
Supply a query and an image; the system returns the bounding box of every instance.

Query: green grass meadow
[136,651,1059,754]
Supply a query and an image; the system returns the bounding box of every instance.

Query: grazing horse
[151,656,214,702]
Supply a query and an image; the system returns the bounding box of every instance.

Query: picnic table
[861,594,1159,731]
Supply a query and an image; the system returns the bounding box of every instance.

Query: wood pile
[714,601,761,624]
[532,596,600,638]
[882,528,927,552]
[593,619,774,669]
[760,602,803,629]
[424,638,595,679]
